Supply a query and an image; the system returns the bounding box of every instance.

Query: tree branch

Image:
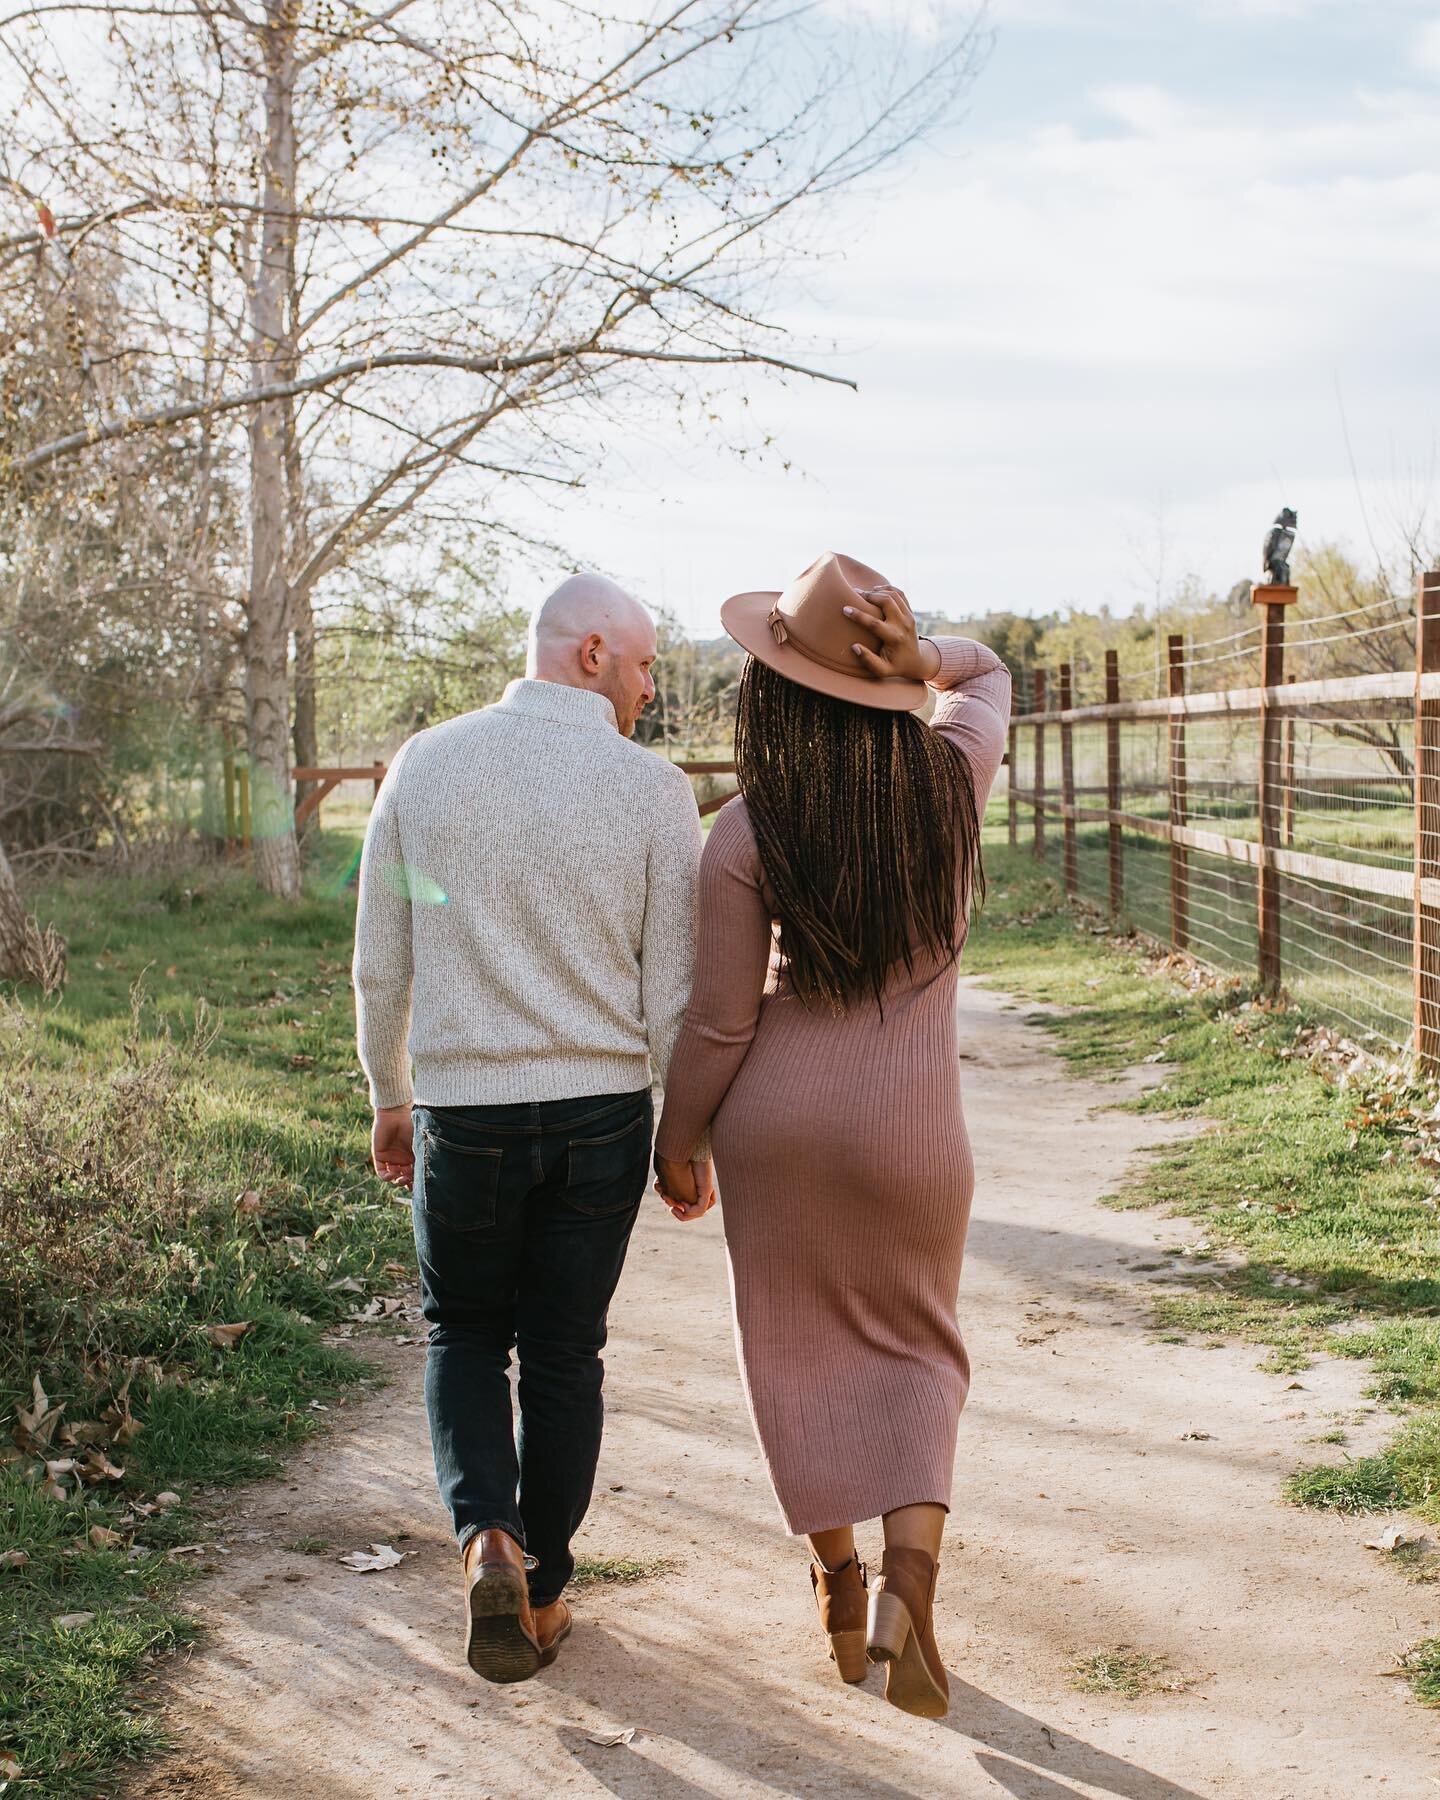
[17,342,853,472]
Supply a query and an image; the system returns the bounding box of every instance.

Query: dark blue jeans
[411,1089,652,1605]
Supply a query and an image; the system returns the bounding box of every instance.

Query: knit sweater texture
[353,678,702,1110]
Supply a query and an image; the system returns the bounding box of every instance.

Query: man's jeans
[410,1089,652,1605]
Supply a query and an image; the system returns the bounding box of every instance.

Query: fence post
[1007,675,1019,849]
[1105,649,1123,920]
[1167,634,1188,952]
[1255,584,1296,994]
[1414,570,1440,1069]
[1059,662,1077,898]
[1032,668,1047,863]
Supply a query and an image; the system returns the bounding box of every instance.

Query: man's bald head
[527,572,659,737]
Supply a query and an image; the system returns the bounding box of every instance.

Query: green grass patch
[1066,1646,1189,1699]
[570,1555,679,1588]
[966,824,1440,1534]
[0,833,411,1794]
[1397,1638,1440,1705]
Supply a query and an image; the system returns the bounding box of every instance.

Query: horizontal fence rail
[282,756,738,836]
[1011,569,1440,1067]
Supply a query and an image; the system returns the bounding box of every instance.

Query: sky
[516,0,1440,638]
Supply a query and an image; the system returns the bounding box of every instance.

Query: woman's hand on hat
[844,585,942,683]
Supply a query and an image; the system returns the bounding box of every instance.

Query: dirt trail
[140,982,1439,1800]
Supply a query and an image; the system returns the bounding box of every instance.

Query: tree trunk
[285,250,318,842]
[292,583,318,841]
[245,1,302,901]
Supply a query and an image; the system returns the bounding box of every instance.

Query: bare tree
[1,0,986,895]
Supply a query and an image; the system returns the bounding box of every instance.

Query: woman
[653,552,1010,1720]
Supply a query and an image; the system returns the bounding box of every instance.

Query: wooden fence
[1007,569,1440,1067]
[282,757,738,835]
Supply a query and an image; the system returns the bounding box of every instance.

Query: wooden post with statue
[1254,507,1299,996]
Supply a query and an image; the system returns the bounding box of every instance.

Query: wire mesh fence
[1007,577,1440,1059]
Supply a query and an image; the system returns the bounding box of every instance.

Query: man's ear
[579,630,605,674]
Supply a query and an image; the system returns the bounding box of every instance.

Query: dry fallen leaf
[14,1373,64,1456]
[205,1322,254,1350]
[77,1448,125,1484]
[0,1750,19,1779]
[338,1543,413,1573]
[1363,1524,1417,1553]
[1178,1430,1213,1441]
[61,1419,111,1448]
[0,1550,29,1570]
[88,1526,123,1550]
[585,1728,637,1748]
[327,1276,365,1294]
[166,1544,205,1561]
[53,1613,95,1630]
[154,1491,181,1509]
[235,1190,263,1214]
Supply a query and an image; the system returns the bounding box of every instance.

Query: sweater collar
[496,678,618,735]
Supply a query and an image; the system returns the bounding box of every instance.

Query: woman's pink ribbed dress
[654,639,1011,1534]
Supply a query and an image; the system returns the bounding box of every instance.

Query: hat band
[766,605,889,681]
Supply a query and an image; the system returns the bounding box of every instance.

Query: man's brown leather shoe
[533,1597,573,1667]
[463,1529,544,1683]
[866,1548,948,1719]
[810,1557,868,1683]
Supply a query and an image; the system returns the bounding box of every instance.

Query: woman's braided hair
[734,656,984,1013]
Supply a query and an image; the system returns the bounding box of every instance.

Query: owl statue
[1262,508,1298,587]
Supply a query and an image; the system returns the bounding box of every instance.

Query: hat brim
[720,591,928,713]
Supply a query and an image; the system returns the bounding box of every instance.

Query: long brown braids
[734,657,985,1013]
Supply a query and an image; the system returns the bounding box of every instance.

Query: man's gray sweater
[353,678,702,1110]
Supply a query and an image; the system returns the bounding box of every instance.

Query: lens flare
[381,861,449,906]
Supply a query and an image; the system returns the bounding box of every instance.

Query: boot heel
[829,1628,869,1684]
[867,1589,913,1664]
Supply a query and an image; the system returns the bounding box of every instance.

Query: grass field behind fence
[1006,691,1419,1048]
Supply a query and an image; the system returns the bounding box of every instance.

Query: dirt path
[141,982,1439,1800]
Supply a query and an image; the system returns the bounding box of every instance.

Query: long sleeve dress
[653,638,1012,1535]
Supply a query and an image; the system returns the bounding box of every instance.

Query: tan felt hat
[721,551,928,712]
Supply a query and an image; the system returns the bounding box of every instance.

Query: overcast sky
[516,0,1440,637]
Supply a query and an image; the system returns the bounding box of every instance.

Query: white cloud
[504,67,1440,631]
[1415,18,1440,73]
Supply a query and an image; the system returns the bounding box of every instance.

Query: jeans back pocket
[564,1106,651,1218]
[418,1122,504,1235]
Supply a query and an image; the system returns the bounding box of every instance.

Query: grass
[1067,1647,1190,1700]
[570,1555,679,1588]
[0,831,412,1795]
[1396,1639,1440,1706]
[965,822,1440,1539]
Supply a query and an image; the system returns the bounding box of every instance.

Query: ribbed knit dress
[654,638,1012,1534]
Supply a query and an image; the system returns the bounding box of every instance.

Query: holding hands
[654,1153,717,1223]
[843,583,942,684]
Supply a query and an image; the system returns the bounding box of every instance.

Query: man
[353,573,714,1684]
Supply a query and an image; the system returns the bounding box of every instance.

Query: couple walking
[353,551,1010,1720]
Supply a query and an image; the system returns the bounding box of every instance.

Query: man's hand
[372,1104,415,1185]
[654,1153,717,1222]
[843,583,943,683]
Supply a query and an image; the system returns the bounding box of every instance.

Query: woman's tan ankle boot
[867,1548,948,1719]
[810,1556,869,1684]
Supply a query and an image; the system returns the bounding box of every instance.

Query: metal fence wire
[1005,573,1440,1062]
